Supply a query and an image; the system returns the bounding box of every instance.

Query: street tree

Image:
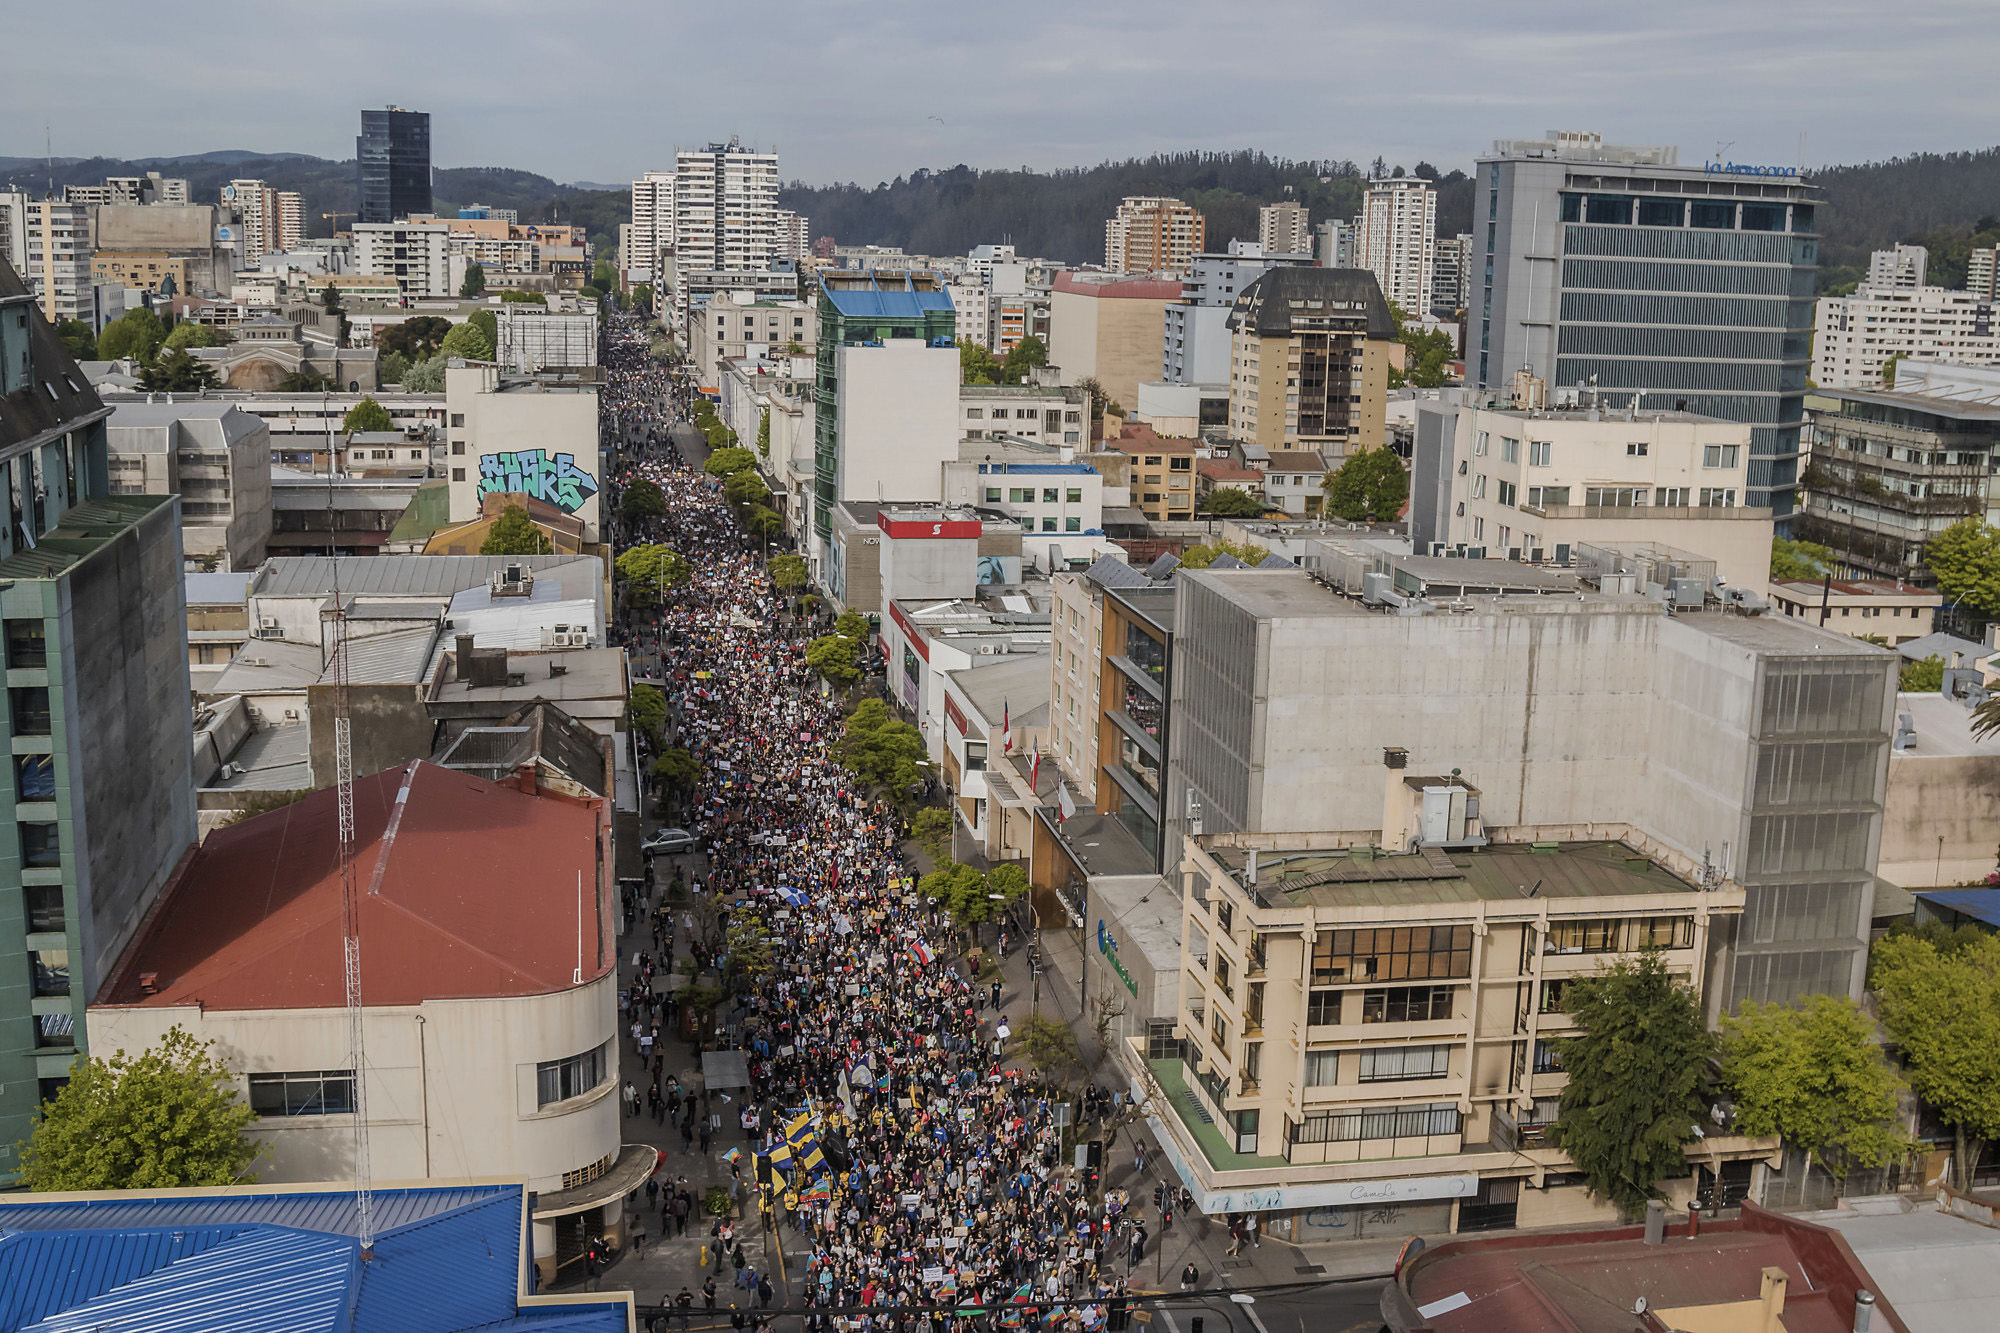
[460,262,486,297]
[834,699,931,805]
[1870,931,2000,1185]
[1720,995,1909,1185]
[704,446,757,477]
[768,554,808,593]
[1017,1014,1085,1090]
[1000,335,1049,383]
[806,630,862,685]
[725,915,777,992]
[1771,537,1832,580]
[53,319,95,361]
[137,348,221,393]
[652,747,701,797]
[744,505,785,541]
[480,504,552,555]
[622,478,668,521]
[379,350,411,385]
[1198,488,1266,518]
[1549,954,1715,1214]
[616,544,692,600]
[18,1026,261,1190]
[723,469,771,510]
[1926,518,2000,619]
[757,408,771,458]
[1323,446,1409,523]
[1178,538,1267,569]
[341,397,394,434]
[1901,654,1945,693]
[627,683,667,746]
[163,321,228,351]
[96,309,166,362]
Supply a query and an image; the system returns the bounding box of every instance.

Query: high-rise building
[1257,201,1312,258]
[1968,246,2000,301]
[773,208,812,265]
[1317,217,1356,269]
[0,192,27,277]
[1104,197,1206,275]
[0,256,197,1177]
[1476,130,1819,520]
[1162,242,1313,385]
[351,221,452,297]
[627,169,676,283]
[357,106,432,224]
[22,200,91,325]
[1432,232,1473,313]
[222,180,287,259]
[275,191,304,253]
[1811,284,2000,388]
[1866,243,1928,291]
[1224,266,1396,456]
[1357,177,1436,315]
[670,140,781,273]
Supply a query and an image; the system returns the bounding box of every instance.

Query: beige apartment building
[1100,422,1198,520]
[1047,570,1108,803]
[1161,808,1766,1241]
[1768,579,1943,646]
[688,292,814,389]
[1048,272,1182,412]
[1257,202,1312,258]
[1104,196,1206,274]
[1226,267,1395,457]
[91,252,190,295]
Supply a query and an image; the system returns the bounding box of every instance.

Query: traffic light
[1086,1140,1103,1168]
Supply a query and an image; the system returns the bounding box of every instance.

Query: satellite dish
[1633,1297,1648,1315]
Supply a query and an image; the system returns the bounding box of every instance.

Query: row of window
[1560,194,1808,235]
[1306,983,1457,1026]
[986,487,1086,505]
[1292,1101,1461,1144]
[1303,1043,1452,1086]
[1311,926,1474,984]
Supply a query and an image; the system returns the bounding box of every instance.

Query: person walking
[1244,1210,1260,1248]
[1179,1262,1199,1292]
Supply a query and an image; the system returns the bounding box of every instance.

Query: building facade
[1475,131,1819,521]
[689,293,813,388]
[1163,243,1314,387]
[357,106,433,224]
[107,401,273,569]
[1358,177,1437,315]
[445,365,602,540]
[1049,272,1182,413]
[668,140,782,275]
[1258,202,1312,258]
[23,200,91,325]
[1104,197,1206,275]
[497,306,601,374]
[352,221,454,298]
[1812,283,2000,388]
[1225,267,1396,457]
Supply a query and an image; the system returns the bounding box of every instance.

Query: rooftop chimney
[1758,1268,1787,1332]
[138,971,159,996]
[1643,1199,1666,1244]
[456,633,474,678]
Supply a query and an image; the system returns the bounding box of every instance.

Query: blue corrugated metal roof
[0,1185,628,1333]
[823,276,954,321]
[1913,887,2000,927]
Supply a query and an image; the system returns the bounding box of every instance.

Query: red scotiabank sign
[878,515,981,540]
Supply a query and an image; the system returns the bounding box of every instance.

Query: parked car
[642,827,696,855]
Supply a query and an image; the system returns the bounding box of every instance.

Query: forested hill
[779,152,1476,265]
[1812,149,2000,290]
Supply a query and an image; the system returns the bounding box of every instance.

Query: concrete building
[90,760,648,1285]
[958,382,1085,448]
[1969,245,2000,301]
[668,140,782,274]
[1434,232,1472,313]
[1162,561,1898,1008]
[942,450,1106,571]
[1868,242,1929,291]
[0,192,25,277]
[357,106,433,224]
[1258,201,1312,258]
[89,251,187,296]
[809,271,958,559]
[1358,177,1437,315]
[1412,398,1773,593]
[1768,580,1942,646]
[23,199,91,324]
[0,255,197,1177]
[1104,196,1206,275]
[1798,378,2000,583]
[496,305,600,374]
[1046,561,1127,803]
[353,221,455,298]
[1049,272,1182,413]
[823,500,1026,617]
[627,170,675,284]
[1812,282,2000,388]
[773,207,811,264]
[107,400,273,568]
[1101,422,1199,521]
[1226,266,1396,457]
[1261,449,1330,516]
[1162,242,1314,388]
[61,172,187,209]
[688,292,812,389]
[1163,831,1759,1237]
[445,365,602,540]
[1317,217,1356,269]
[220,179,304,260]
[938,653,1050,861]
[1475,130,1819,520]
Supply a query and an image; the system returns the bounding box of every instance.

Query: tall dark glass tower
[357,107,432,224]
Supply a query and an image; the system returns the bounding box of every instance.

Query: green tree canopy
[834,699,931,805]
[806,630,863,685]
[53,319,96,362]
[768,554,808,593]
[341,397,394,434]
[616,543,691,599]
[460,262,486,297]
[633,284,654,309]
[479,503,552,555]
[379,350,411,385]
[1199,487,1266,517]
[1927,518,2000,618]
[723,469,770,510]
[1720,995,1908,1181]
[1000,335,1049,383]
[18,1026,260,1190]
[725,914,776,991]
[1016,1013,1085,1089]
[1549,954,1715,1213]
[136,347,220,393]
[621,477,668,522]
[377,315,452,361]
[1901,654,1945,693]
[916,859,1025,927]
[960,341,1001,386]
[744,505,785,540]
[1323,446,1409,523]
[756,408,771,458]
[652,747,702,793]
[321,283,344,314]
[1178,538,1268,569]
[163,321,227,351]
[703,446,757,477]
[278,367,333,393]
[1771,537,1832,580]
[401,355,447,393]
[627,683,666,745]
[96,308,166,362]
[499,289,547,304]
[439,318,495,362]
[1871,931,2000,1184]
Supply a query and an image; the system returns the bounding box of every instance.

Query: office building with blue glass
[1474,131,1819,522]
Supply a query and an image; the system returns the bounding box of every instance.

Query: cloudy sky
[8,0,1990,185]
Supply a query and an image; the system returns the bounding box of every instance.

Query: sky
[7,0,1994,186]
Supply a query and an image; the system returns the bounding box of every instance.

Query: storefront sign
[1144,1114,1476,1215]
[1097,919,1139,996]
[1703,160,1798,179]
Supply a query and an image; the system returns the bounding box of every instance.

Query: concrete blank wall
[1882,753,2000,887]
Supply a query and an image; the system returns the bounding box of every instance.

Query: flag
[909,939,934,968]
[1058,783,1077,823]
[723,1147,742,1165]
[1029,742,1040,797]
[1001,699,1014,754]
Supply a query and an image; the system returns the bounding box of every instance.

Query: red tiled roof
[1103,423,1199,454]
[1198,460,1263,481]
[96,762,613,1011]
[1771,578,1940,599]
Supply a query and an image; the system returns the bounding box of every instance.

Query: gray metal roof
[1082,554,1149,590]
[250,554,590,599]
[186,571,254,605]
[1896,631,1985,663]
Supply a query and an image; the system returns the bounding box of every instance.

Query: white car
[642,827,696,855]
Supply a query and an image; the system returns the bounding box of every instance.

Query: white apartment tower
[1257,201,1312,257]
[1968,247,1999,301]
[1358,177,1437,315]
[221,181,305,260]
[24,199,92,324]
[671,140,782,272]
[1104,196,1206,275]
[1866,243,1928,291]
[628,169,676,282]
[772,208,811,264]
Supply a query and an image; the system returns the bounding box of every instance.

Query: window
[1356,1044,1451,1082]
[1548,919,1619,953]
[451,467,465,482]
[1041,517,1057,532]
[1043,488,1059,503]
[1584,486,1647,508]
[1626,441,1648,457]
[1637,198,1684,227]
[1497,480,1517,507]
[1691,201,1736,230]
[1528,440,1551,467]
[1169,457,1191,472]
[1526,485,1569,507]
[1656,486,1689,507]
[20,821,59,868]
[1473,431,1488,457]
[1065,517,1081,532]
[34,1011,72,1049]
[30,948,69,996]
[1540,979,1573,1013]
[16,753,53,802]
[1630,916,1696,949]
[963,741,987,772]
[249,1070,356,1116]
[1500,437,1519,463]
[1472,516,1485,539]
[1700,488,1737,508]
[1292,1101,1460,1144]
[1533,1039,1564,1074]
[1471,474,1487,499]
[1009,488,1033,504]
[984,487,1001,503]
[1313,928,1472,984]
[1066,488,1083,503]
[11,686,50,736]
[5,620,46,669]
[25,882,63,932]
[450,413,465,428]
[1584,195,1633,225]
[1740,204,1786,232]
[1307,989,1342,1025]
[1213,954,1232,999]
[1361,985,1455,1023]
[537,1042,611,1107]
[1305,1050,1339,1086]
[1703,444,1741,469]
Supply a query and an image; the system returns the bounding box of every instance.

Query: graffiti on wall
[477,450,599,513]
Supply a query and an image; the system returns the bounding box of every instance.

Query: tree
[137,348,221,393]
[723,469,770,510]
[376,316,453,361]
[1549,954,1714,1214]
[467,308,498,352]
[460,262,486,297]
[379,350,411,385]
[96,309,166,362]
[278,367,333,392]
[499,290,547,304]
[1720,996,1908,1184]
[1871,932,2000,1185]
[918,859,1026,928]
[1323,447,1409,522]
[703,446,757,477]
[163,322,227,351]
[580,286,604,301]
[725,915,776,991]
[768,554,808,593]
[1000,335,1049,383]
[960,341,1000,385]
[593,257,618,292]
[833,698,932,805]
[53,319,95,361]
[627,684,666,746]
[1901,654,1945,693]
[633,284,654,310]
[744,505,785,540]
[909,807,953,861]
[1199,488,1265,518]
[1926,518,2000,618]
[617,543,691,600]
[401,355,447,393]
[320,283,344,314]
[621,477,667,522]
[1075,376,1109,422]
[480,504,552,555]
[1017,1013,1085,1090]
[341,397,394,434]
[1178,538,1267,569]
[756,408,771,459]
[652,747,701,795]
[1771,537,1832,580]
[806,630,863,685]
[18,1026,260,1190]
[439,318,494,362]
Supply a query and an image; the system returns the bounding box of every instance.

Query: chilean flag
[1002,699,1013,754]
[909,939,934,967]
